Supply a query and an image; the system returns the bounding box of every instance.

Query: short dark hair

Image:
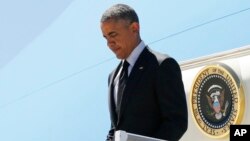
[101,4,139,24]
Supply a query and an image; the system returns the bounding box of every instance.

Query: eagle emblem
[206,85,229,120]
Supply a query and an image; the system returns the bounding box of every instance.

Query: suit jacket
[106,47,188,141]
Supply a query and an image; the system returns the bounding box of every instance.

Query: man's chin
[116,54,124,59]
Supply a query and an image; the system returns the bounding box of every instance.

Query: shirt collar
[125,41,145,67]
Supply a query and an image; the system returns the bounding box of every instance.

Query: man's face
[101,19,138,59]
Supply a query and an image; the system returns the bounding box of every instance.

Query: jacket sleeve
[106,124,115,141]
[106,73,115,141]
[154,58,188,141]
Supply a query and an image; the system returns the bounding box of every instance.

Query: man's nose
[107,38,115,46]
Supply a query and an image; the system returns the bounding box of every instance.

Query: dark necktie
[117,60,129,111]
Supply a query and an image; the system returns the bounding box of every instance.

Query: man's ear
[130,22,140,33]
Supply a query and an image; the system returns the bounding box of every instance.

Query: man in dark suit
[100,4,188,141]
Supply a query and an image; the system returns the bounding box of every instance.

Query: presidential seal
[190,63,245,138]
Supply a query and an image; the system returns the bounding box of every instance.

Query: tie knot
[122,60,129,70]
